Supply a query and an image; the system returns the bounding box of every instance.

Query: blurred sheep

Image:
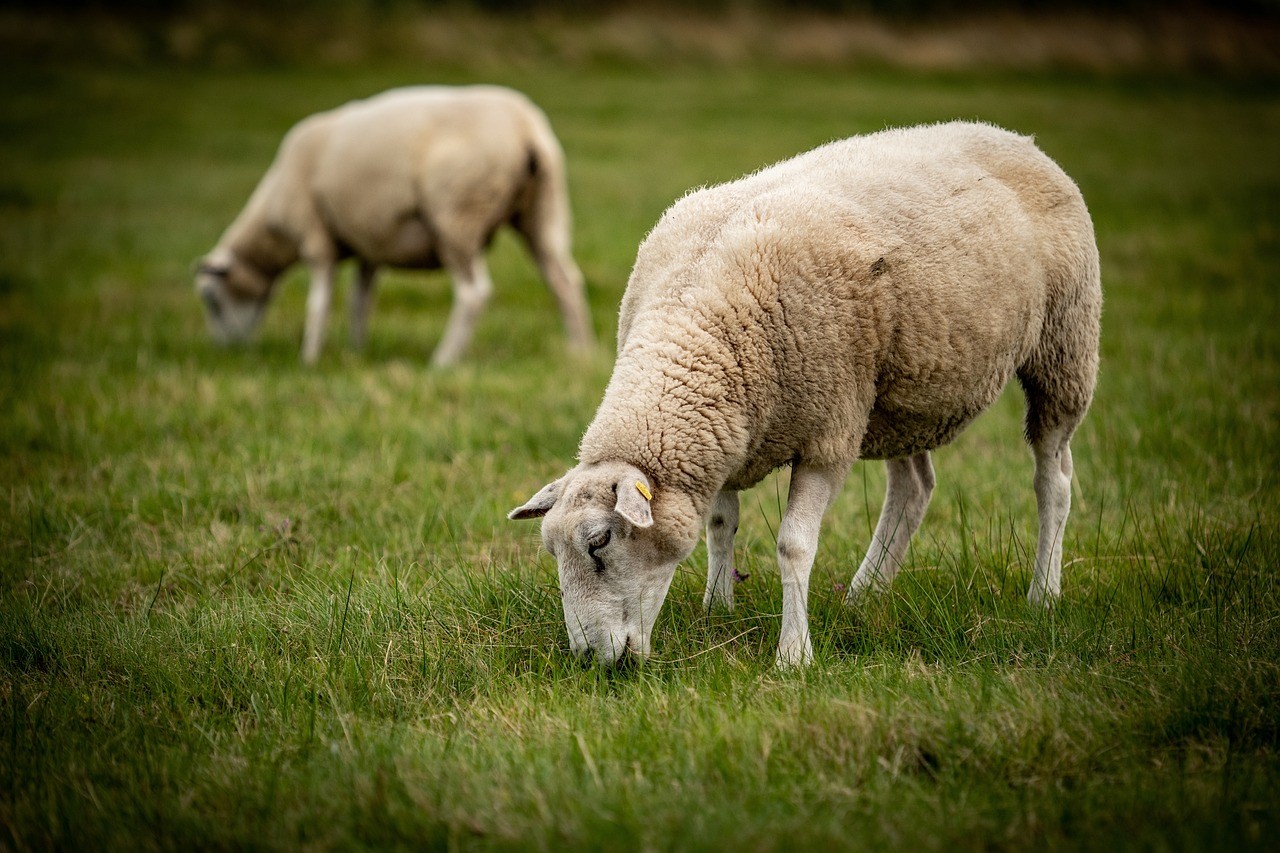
[196,85,594,366]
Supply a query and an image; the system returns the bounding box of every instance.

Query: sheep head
[195,249,274,344]
[510,461,699,665]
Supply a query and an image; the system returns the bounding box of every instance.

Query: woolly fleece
[580,120,1101,547]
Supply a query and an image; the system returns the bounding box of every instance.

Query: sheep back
[585,121,1100,497]
[236,86,563,268]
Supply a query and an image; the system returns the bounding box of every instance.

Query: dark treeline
[451,0,1280,15]
[7,0,1277,75]
[11,0,1280,19]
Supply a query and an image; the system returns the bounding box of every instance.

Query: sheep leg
[776,462,847,668]
[1028,427,1074,607]
[539,251,593,353]
[349,260,378,350]
[432,253,493,367]
[520,233,593,353]
[845,452,935,602]
[703,490,739,613]
[301,261,336,365]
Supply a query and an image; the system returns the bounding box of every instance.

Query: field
[2,24,1279,850]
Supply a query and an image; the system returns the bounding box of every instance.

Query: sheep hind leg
[1027,425,1076,607]
[534,246,593,353]
[845,452,934,603]
[514,190,594,353]
[703,490,739,613]
[349,261,378,351]
[431,253,493,368]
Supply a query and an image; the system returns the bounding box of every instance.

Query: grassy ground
[1,44,1279,850]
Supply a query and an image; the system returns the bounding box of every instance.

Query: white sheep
[510,121,1101,667]
[195,85,594,366]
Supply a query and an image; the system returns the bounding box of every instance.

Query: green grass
[2,47,1279,849]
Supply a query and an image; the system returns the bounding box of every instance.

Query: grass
[2,38,1279,850]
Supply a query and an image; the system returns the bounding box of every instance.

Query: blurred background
[2,0,1278,73]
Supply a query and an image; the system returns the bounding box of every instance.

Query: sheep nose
[200,288,223,319]
[613,642,641,671]
[600,636,641,670]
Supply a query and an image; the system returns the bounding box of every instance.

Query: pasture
[2,36,1279,849]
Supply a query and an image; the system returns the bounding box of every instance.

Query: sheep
[510,120,1101,668]
[195,85,594,366]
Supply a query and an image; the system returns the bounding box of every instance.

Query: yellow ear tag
[635,481,653,502]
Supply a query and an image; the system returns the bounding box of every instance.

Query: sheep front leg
[349,260,378,350]
[846,452,934,602]
[432,253,493,368]
[1028,428,1074,607]
[776,463,847,668]
[301,261,336,365]
[704,490,739,613]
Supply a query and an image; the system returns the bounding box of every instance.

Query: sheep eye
[587,529,611,572]
[198,262,230,279]
[587,529,611,554]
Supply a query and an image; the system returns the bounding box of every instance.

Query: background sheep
[511,120,1101,667]
[195,85,594,366]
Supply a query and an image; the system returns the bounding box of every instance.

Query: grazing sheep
[195,85,594,366]
[510,121,1101,667]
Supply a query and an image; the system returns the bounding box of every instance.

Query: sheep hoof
[702,595,734,614]
[842,578,882,606]
[429,353,459,370]
[1026,586,1059,609]
[775,637,813,669]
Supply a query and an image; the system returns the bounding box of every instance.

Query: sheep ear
[614,469,654,529]
[196,256,231,278]
[197,247,236,277]
[508,478,564,520]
